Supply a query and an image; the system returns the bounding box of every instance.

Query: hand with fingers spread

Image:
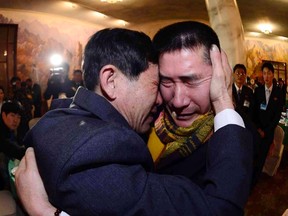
[209,45,234,114]
[15,147,56,216]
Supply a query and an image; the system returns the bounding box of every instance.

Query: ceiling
[1,0,288,39]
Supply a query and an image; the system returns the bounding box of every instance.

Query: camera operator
[44,62,74,101]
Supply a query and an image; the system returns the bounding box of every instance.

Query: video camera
[50,66,64,77]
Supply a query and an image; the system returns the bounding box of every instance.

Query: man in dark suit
[232,64,261,189]
[0,100,25,190]
[15,27,252,216]
[253,62,284,181]
[26,78,42,117]
[232,64,254,119]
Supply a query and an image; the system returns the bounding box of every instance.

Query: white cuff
[60,212,70,216]
[214,109,245,132]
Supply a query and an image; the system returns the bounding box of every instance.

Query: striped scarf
[154,109,214,168]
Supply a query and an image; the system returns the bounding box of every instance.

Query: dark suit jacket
[232,84,254,119]
[159,106,259,191]
[0,119,25,160]
[24,87,253,216]
[253,84,283,141]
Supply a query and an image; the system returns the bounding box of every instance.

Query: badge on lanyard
[260,103,267,110]
[243,100,250,107]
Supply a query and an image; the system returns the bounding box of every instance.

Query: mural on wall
[0,10,102,91]
[245,38,288,82]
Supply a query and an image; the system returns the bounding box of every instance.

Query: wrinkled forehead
[159,48,211,77]
[160,45,209,62]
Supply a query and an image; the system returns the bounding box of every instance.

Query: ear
[99,65,118,100]
[1,112,7,121]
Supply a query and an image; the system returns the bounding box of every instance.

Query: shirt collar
[265,84,273,92]
[234,83,242,91]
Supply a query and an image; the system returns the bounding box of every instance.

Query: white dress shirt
[214,108,245,132]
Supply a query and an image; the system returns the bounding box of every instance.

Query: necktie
[237,89,241,102]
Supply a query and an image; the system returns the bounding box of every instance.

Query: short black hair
[262,62,274,73]
[233,64,247,73]
[1,100,23,116]
[152,21,220,65]
[83,28,157,91]
[10,76,21,86]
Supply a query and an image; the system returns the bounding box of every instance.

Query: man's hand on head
[209,45,234,114]
[15,147,57,216]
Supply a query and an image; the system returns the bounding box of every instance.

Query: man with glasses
[232,64,254,119]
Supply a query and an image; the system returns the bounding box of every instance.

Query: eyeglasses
[235,71,246,76]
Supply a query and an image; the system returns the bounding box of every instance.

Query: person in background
[0,86,5,113]
[9,77,33,141]
[15,26,252,216]
[71,69,84,94]
[255,76,264,88]
[248,78,258,93]
[44,63,74,101]
[26,78,42,117]
[278,78,287,110]
[0,100,25,190]
[253,62,284,183]
[273,78,278,87]
[232,64,254,119]
[231,64,261,188]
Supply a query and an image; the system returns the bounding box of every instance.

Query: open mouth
[169,109,192,120]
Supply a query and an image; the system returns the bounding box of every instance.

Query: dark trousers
[252,132,274,187]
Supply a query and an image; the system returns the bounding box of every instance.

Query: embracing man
[16,23,252,216]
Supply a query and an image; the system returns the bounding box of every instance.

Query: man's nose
[172,85,189,108]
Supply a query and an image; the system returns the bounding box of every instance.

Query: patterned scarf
[154,109,214,168]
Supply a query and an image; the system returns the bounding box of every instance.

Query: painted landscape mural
[0,10,100,90]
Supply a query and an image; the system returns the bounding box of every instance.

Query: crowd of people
[0,67,84,214]
[0,20,287,215]
[232,62,286,188]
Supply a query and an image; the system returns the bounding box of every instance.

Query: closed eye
[160,77,174,87]
[182,76,211,87]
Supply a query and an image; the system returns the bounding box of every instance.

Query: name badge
[243,100,250,108]
[260,103,267,110]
